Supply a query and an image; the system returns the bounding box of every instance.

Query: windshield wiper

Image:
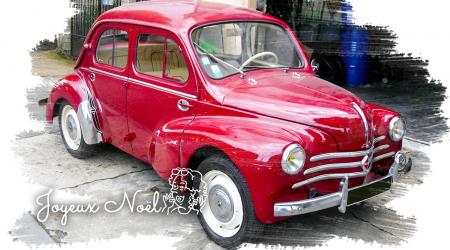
[193,42,246,78]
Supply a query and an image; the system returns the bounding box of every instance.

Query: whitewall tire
[58,100,96,159]
[196,155,262,248]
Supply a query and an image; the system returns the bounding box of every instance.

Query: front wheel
[58,101,96,159]
[196,155,261,248]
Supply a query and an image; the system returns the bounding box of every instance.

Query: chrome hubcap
[200,170,243,238]
[66,116,77,140]
[209,185,234,223]
[61,105,82,151]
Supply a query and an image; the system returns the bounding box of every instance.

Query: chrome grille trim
[374,136,386,143]
[374,144,390,153]
[292,171,368,189]
[310,149,371,162]
[373,152,395,163]
[352,102,369,146]
[304,161,362,175]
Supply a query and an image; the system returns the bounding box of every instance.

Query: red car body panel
[47,1,403,224]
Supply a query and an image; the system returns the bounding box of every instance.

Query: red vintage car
[45,0,411,247]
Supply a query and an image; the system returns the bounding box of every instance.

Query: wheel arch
[186,145,231,171]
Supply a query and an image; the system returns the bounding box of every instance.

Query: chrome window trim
[373,151,395,163]
[304,161,362,175]
[352,102,369,146]
[292,171,368,189]
[90,67,128,81]
[89,67,197,100]
[128,78,197,100]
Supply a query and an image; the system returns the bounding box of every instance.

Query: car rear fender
[46,73,102,145]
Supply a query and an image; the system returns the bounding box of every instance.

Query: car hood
[222,73,373,151]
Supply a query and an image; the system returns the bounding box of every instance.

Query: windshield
[191,22,304,79]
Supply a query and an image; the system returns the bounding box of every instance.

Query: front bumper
[274,151,412,217]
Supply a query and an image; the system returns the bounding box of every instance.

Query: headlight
[389,117,406,142]
[281,144,306,175]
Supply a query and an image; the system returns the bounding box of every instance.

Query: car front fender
[180,112,337,224]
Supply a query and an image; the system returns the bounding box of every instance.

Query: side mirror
[311,58,320,74]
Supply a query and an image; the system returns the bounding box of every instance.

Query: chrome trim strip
[374,135,386,144]
[304,161,362,175]
[292,171,368,189]
[310,149,370,162]
[373,152,395,163]
[128,78,197,100]
[374,144,390,153]
[90,67,128,81]
[89,67,198,100]
[352,102,369,146]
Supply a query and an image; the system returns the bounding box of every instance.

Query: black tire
[58,100,96,159]
[195,155,262,249]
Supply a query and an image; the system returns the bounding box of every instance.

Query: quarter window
[136,34,189,83]
[96,29,129,68]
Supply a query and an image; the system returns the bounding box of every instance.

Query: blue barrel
[340,2,369,87]
[341,31,369,87]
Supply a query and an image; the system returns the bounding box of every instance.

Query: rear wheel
[58,101,96,159]
[196,155,261,248]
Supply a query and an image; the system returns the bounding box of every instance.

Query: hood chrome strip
[352,102,369,147]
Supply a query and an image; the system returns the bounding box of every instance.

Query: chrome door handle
[177,99,193,111]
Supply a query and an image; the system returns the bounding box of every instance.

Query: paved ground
[9,51,436,249]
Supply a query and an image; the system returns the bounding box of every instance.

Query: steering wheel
[239,52,279,71]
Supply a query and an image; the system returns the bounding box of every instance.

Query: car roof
[95,0,279,32]
[76,0,287,68]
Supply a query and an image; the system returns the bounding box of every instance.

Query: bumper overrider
[274,151,412,217]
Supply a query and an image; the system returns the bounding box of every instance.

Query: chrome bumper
[274,152,412,217]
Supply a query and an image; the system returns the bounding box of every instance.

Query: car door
[127,26,197,176]
[87,25,132,153]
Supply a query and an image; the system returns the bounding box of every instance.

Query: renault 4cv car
[45,0,412,248]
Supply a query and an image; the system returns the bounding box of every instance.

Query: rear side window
[96,29,129,68]
[136,34,189,83]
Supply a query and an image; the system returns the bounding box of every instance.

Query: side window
[165,39,189,83]
[136,34,189,83]
[96,29,129,68]
[136,34,165,78]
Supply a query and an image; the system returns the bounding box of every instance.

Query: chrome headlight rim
[281,144,306,175]
[389,116,406,142]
